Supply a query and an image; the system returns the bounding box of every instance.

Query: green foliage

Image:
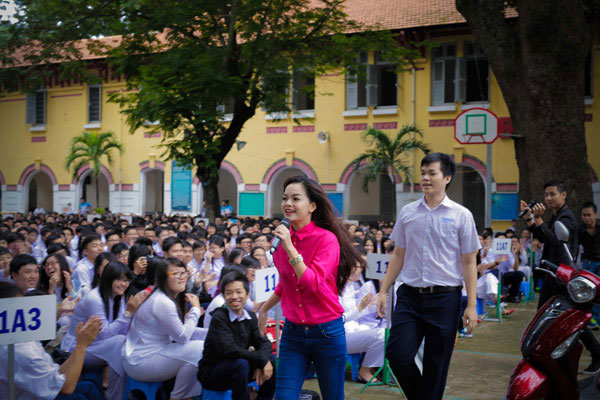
[65,130,123,206]
[351,125,430,193]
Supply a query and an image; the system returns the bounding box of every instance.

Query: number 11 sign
[366,253,391,280]
[254,267,280,303]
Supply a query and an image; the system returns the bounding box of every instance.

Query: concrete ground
[301,300,600,399]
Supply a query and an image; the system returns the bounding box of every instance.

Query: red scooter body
[506,265,600,400]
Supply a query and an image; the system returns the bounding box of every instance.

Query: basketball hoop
[454,108,499,145]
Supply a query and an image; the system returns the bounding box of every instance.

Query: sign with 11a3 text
[0,295,57,345]
[254,267,279,303]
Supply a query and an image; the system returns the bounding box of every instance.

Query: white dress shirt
[390,195,481,287]
[0,341,65,400]
[71,257,94,296]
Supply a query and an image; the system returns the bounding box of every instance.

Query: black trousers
[386,285,462,400]
[199,355,276,400]
[502,271,525,298]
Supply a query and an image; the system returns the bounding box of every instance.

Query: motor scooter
[506,221,600,400]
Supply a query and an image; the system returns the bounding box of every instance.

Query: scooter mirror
[554,221,570,242]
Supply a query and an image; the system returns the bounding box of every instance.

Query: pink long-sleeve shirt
[273,221,344,325]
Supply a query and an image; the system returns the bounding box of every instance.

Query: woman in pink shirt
[259,176,363,399]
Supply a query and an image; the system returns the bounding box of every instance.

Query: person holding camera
[520,179,600,373]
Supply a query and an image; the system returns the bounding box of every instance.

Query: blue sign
[326,193,343,217]
[171,161,192,211]
[492,193,518,221]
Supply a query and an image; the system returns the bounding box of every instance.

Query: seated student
[71,235,103,296]
[204,235,228,296]
[91,252,116,289]
[496,233,526,303]
[10,254,39,294]
[202,264,253,328]
[181,241,194,266]
[46,243,77,270]
[111,242,130,265]
[62,262,147,400]
[0,282,104,400]
[0,246,12,281]
[38,254,74,300]
[189,241,206,271]
[198,272,275,400]
[340,263,385,383]
[123,257,205,400]
[127,243,151,296]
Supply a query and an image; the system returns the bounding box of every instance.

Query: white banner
[254,267,280,303]
[0,295,57,345]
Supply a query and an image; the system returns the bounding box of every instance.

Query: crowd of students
[0,210,395,400]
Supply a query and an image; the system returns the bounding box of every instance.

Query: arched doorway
[218,169,238,215]
[447,165,485,231]
[27,172,54,213]
[142,169,164,214]
[79,173,109,210]
[345,170,396,222]
[269,167,307,218]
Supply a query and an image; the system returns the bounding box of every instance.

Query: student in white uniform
[62,261,147,400]
[339,263,385,383]
[123,257,206,400]
[0,246,12,282]
[203,264,254,328]
[71,235,103,296]
[204,235,227,296]
[37,254,74,301]
[0,281,104,400]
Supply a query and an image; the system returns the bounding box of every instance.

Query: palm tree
[351,125,431,215]
[65,131,123,210]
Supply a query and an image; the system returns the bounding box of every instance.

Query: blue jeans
[275,317,347,400]
[583,260,600,321]
[55,381,103,400]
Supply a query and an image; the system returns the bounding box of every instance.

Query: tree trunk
[95,175,99,211]
[456,0,593,223]
[198,169,220,221]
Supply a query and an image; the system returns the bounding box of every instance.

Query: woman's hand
[185,293,200,309]
[126,290,149,315]
[48,271,60,294]
[63,271,73,293]
[258,310,268,337]
[59,296,80,316]
[273,224,293,254]
[193,269,216,288]
[358,292,373,312]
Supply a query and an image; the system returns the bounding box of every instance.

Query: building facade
[0,2,598,231]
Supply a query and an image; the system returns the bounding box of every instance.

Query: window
[464,43,489,103]
[431,43,457,105]
[217,97,235,115]
[585,52,592,99]
[88,84,102,122]
[25,89,46,125]
[345,52,368,110]
[368,53,397,107]
[291,70,315,111]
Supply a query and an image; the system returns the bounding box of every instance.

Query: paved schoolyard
[301,300,599,399]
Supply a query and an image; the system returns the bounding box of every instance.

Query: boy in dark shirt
[198,272,275,400]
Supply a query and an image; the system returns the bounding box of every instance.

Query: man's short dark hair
[10,254,37,276]
[543,180,568,194]
[420,152,456,188]
[0,282,22,298]
[581,201,597,214]
[220,271,249,295]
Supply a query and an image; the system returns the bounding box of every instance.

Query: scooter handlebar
[541,260,559,272]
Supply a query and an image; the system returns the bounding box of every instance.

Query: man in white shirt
[375,153,480,400]
[0,281,103,400]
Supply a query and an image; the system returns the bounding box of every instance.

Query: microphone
[518,199,538,219]
[270,218,290,254]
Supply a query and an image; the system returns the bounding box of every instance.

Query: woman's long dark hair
[127,244,151,273]
[92,252,116,288]
[208,234,229,263]
[228,247,245,264]
[38,254,70,298]
[152,257,188,322]
[283,176,364,292]
[99,261,132,321]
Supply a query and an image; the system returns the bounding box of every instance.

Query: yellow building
[0,2,598,231]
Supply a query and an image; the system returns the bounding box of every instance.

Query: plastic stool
[201,389,233,400]
[476,298,485,316]
[346,353,362,382]
[80,369,103,395]
[519,281,530,302]
[123,375,163,400]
